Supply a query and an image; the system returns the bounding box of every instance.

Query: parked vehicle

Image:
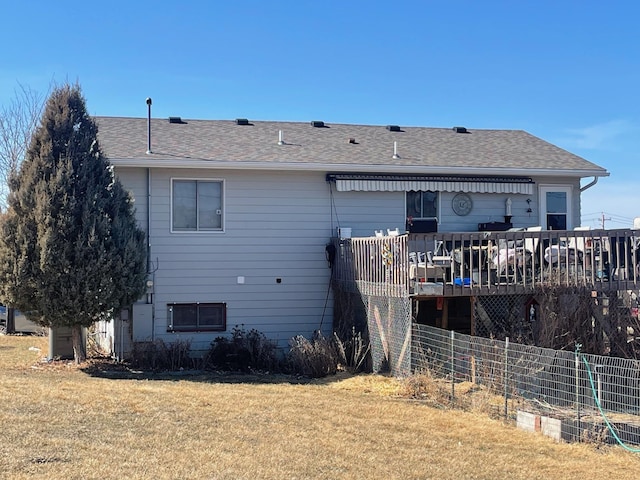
[0,305,44,334]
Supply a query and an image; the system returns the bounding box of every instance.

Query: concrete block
[517,411,539,433]
[541,416,563,441]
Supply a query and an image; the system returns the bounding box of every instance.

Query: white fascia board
[109,158,609,178]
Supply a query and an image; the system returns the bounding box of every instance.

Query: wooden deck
[331,229,640,297]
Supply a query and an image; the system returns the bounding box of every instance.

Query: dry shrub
[337,327,370,372]
[130,338,192,371]
[401,367,506,417]
[581,423,609,448]
[401,369,452,408]
[287,331,342,378]
[206,325,279,372]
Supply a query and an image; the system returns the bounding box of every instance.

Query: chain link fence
[332,277,412,377]
[413,324,640,446]
[331,235,640,445]
[473,294,532,341]
[362,292,412,375]
[473,289,640,358]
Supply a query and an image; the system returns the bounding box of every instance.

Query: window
[539,186,572,230]
[168,303,226,332]
[172,179,223,231]
[406,191,438,219]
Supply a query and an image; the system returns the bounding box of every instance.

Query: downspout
[147,167,155,341]
[119,315,124,362]
[580,176,599,192]
[579,176,600,229]
[145,97,153,287]
[145,97,155,340]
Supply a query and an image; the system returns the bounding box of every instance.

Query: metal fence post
[411,323,640,448]
[450,330,455,401]
[504,336,509,418]
[575,343,582,442]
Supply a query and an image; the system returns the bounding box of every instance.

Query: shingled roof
[94,117,608,178]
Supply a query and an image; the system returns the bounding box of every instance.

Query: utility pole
[600,212,611,229]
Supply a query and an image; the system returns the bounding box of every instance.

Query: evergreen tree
[0,84,147,362]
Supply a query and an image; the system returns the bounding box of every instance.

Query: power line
[582,211,635,222]
[581,212,639,229]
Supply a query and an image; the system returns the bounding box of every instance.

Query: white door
[539,185,573,230]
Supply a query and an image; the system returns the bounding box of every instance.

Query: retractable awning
[326,174,534,194]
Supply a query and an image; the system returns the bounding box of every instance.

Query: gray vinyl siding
[114,166,583,353]
[329,190,406,237]
[115,167,149,232]
[117,167,335,351]
[438,191,533,231]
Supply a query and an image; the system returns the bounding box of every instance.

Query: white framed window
[167,302,226,332]
[406,191,439,220]
[171,178,224,232]
[539,185,573,230]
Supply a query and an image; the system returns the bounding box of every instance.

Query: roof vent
[453,126,468,133]
[168,117,185,124]
[392,141,400,159]
[386,125,401,132]
[311,120,325,128]
[235,118,250,125]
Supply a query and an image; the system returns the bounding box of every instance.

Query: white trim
[538,184,573,230]
[111,158,608,178]
[170,177,226,234]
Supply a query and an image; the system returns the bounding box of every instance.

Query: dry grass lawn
[1,334,639,479]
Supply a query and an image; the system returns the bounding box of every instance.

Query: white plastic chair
[524,226,542,255]
[568,226,591,252]
[431,241,453,283]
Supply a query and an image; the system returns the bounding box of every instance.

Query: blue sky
[2,1,639,227]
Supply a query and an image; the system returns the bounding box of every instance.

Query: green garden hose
[581,355,640,453]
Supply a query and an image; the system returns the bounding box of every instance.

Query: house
[92,114,611,362]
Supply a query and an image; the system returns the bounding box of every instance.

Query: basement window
[167,303,226,332]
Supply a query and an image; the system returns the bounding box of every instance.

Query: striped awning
[327,174,534,194]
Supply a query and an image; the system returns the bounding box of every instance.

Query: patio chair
[409,251,445,282]
[522,226,543,280]
[566,226,590,274]
[431,241,454,283]
[491,245,526,284]
[608,235,633,280]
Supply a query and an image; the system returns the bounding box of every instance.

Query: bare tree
[0,83,46,211]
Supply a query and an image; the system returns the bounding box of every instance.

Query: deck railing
[331,235,410,297]
[332,229,640,296]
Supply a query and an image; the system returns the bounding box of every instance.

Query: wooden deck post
[441,297,449,330]
[470,296,476,383]
[469,296,476,336]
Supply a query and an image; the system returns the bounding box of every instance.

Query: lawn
[1,334,639,480]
